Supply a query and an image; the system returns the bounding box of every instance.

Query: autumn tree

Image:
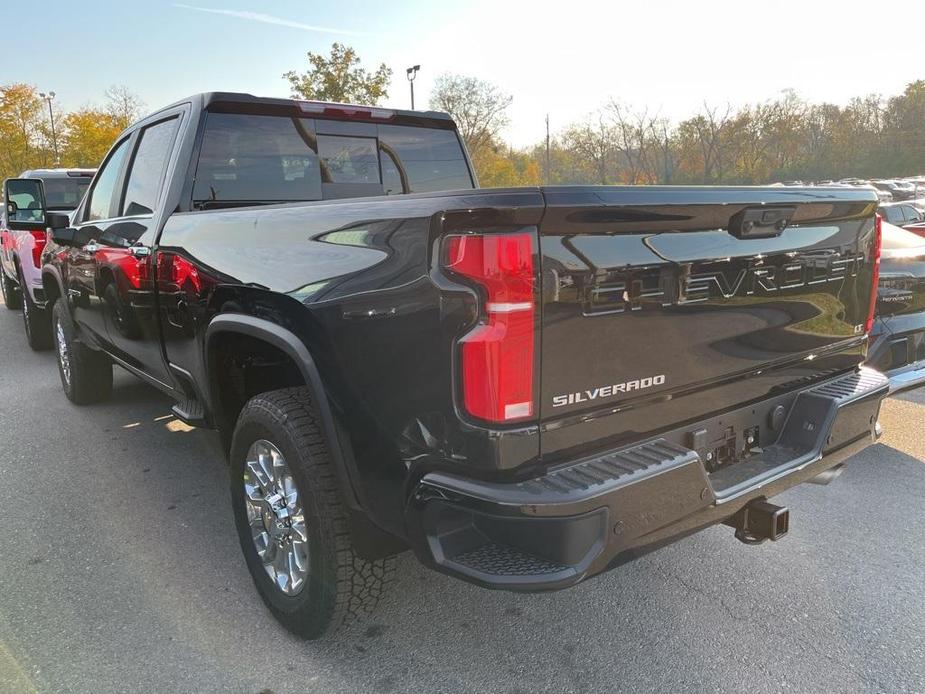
[561,116,614,184]
[59,108,124,168]
[283,43,391,105]
[607,103,662,184]
[105,84,145,129]
[883,81,925,176]
[429,74,512,161]
[0,83,49,181]
[475,146,541,187]
[55,86,144,167]
[682,104,734,183]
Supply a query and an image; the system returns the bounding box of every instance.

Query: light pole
[39,91,59,165]
[406,65,420,110]
[545,114,551,185]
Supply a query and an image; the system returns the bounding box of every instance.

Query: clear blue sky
[7,0,923,147]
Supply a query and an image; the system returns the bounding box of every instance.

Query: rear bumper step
[405,367,888,590]
[886,359,925,394]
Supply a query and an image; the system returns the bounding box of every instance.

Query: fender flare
[204,313,362,510]
[40,265,66,306]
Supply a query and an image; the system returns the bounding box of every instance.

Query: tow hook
[724,499,789,545]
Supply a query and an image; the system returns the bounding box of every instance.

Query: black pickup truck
[12,93,888,638]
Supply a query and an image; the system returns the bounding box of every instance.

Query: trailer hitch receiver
[724,499,789,545]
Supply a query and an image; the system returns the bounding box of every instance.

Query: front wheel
[1,268,21,310]
[52,300,113,404]
[20,269,52,350]
[230,387,395,639]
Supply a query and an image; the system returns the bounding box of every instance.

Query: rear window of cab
[191,112,473,209]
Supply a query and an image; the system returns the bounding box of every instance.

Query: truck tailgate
[538,186,880,461]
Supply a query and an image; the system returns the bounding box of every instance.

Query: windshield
[41,176,92,210]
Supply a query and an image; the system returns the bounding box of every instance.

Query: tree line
[0,83,144,182]
[4,43,922,191]
[435,80,925,188]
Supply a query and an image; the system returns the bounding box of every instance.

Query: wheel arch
[41,265,65,305]
[11,251,22,278]
[204,314,362,511]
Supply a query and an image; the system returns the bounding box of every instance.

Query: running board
[171,398,207,427]
[168,363,209,427]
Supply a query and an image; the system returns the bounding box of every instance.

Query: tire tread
[232,387,395,637]
[51,300,113,404]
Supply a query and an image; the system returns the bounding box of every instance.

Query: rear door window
[193,113,322,207]
[121,117,180,217]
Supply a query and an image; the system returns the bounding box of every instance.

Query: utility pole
[39,91,59,165]
[406,65,420,110]
[545,114,551,185]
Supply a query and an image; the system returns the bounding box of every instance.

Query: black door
[96,115,182,387]
[68,136,133,350]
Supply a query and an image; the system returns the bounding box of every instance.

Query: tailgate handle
[729,206,796,240]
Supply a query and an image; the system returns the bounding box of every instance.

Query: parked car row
[870,179,924,202]
[1,169,94,348]
[0,93,899,640]
[868,221,925,391]
[777,178,925,205]
[879,201,925,236]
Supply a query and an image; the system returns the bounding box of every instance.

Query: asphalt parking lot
[0,300,923,694]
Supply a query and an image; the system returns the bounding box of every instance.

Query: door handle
[84,242,100,254]
[129,245,151,258]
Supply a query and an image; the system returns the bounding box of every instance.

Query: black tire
[1,268,21,310]
[20,269,52,350]
[230,387,395,639]
[51,299,113,404]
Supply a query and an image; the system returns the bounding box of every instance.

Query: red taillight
[444,232,536,423]
[866,214,883,334]
[29,230,47,269]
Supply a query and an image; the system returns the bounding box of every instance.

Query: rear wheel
[52,299,113,404]
[1,268,21,310]
[230,387,395,639]
[20,269,52,350]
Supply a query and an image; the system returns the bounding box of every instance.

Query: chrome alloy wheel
[243,440,310,596]
[55,319,70,386]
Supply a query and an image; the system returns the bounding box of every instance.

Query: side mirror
[50,226,91,248]
[46,212,71,230]
[3,178,46,229]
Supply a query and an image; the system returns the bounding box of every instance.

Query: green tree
[283,43,391,105]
